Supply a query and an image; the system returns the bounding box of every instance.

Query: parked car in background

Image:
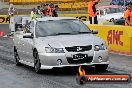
[97,5,124,23]
[113,18,125,25]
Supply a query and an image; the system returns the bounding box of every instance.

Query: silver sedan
[13,17,109,73]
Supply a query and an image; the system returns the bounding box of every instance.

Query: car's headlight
[45,47,65,53]
[94,44,106,51]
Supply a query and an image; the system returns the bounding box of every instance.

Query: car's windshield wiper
[78,32,91,34]
[56,33,73,35]
[49,33,73,36]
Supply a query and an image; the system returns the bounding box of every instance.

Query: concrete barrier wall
[0,15,10,37]
[88,24,132,55]
[0,14,89,23]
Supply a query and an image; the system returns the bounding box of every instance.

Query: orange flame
[78,66,86,76]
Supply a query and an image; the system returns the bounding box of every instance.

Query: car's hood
[98,13,123,20]
[35,34,104,48]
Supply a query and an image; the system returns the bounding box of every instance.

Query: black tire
[95,64,108,72]
[34,51,42,74]
[14,47,21,66]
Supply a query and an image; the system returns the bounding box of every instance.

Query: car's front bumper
[40,61,110,69]
[39,50,109,69]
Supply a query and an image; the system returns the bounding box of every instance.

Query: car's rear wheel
[34,51,42,74]
[14,47,21,66]
[95,64,108,72]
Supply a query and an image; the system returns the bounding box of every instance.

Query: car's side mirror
[92,29,98,34]
[23,33,33,38]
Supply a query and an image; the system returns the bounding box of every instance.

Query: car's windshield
[105,7,123,14]
[35,19,91,37]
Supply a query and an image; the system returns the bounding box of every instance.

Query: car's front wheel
[95,64,108,72]
[34,51,42,74]
[14,47,21,66]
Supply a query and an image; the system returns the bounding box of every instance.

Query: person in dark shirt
[52,5,59,17]
[36,6,41,15]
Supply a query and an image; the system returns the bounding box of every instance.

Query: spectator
[47,4,52,16]
[49,2,54,8]
[36,6,41,15]
[129,3,132,26]
[8,4,15,32]
[30,8,37,20]
[40,2,44,8]
[88,0,100,24]
[40,2,44,12]
[52,5,59,17]
[41,4,49,16]
[124,3,132,26]
[8,4,15,17]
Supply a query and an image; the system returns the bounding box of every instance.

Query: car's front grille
[67,54,93,64]
[65,45,92,52]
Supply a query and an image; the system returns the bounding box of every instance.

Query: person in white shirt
[8,4,15,32]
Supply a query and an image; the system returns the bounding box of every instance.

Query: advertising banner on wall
[88,24,132,55]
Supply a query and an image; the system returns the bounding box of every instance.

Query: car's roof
[36,17,77,21]
[97,5,122,10]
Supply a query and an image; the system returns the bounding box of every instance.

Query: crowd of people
[8,0,132,27]
[30,2,59,20]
